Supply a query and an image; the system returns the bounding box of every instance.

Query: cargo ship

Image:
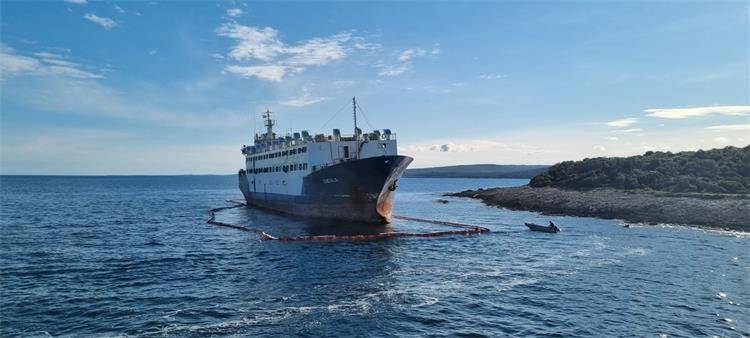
[238,97,413,223]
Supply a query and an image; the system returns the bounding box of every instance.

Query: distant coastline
[448,146,750,231]
[405,164,548,179]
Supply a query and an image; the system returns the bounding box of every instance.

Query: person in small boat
[548,221,559,232]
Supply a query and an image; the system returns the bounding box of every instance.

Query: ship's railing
[312,133,396,142]
[242,133,396,154]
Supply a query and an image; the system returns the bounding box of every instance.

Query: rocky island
[449,146,750,231]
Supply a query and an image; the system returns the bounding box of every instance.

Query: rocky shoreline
[448,186,750,232]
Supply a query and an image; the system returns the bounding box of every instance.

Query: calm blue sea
[1,176,748,337]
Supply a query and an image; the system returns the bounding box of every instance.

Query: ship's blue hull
[239,155,413,223]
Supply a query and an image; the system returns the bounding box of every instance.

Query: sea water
[1,176,748,336]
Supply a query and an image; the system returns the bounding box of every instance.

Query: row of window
[251,163,308,174]
[251,146,307,161]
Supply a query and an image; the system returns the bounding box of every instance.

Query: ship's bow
[302,155,413,223]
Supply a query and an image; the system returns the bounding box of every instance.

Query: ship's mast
[262,109,275,141]
[353,96,360,160]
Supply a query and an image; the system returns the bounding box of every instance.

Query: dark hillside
[530,145,750,194]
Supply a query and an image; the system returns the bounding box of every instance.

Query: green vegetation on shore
[530,145,750,194]
[405,164,549,179]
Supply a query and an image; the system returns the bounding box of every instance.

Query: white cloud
[42,65,104,79]
[605,136,619,141]
[645,105,750,119]
[33,51,65,59]
[216,23,355,81]
[2,45,251,129]
[593,145,606,151]
[226,8,244,17]
[64,0,87,4]
[352,39,381,53]
[217,24,284,61]
[614,128,643,133]
[399,124,749,168]
[377,63,409,77]
[1,50,40,77]
[280,88,329,107]
[284,33,351,66]
[477,74,507,80]
[401,137,558,167]
[38,58,76,67]
[114,4,125,13]
[377,46,436,77]
[397,48,426,61]
[641,145,671,151]
[606,117,638,127]
[83,13,118,30]
[409,140,508,153]
[713,137,730,144]
[706,123,750,131]
[224,65,287,82]
[1,45,102,79]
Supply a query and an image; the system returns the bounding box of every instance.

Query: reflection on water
[0,176,748,337]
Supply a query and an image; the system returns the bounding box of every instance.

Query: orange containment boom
[208,202,490,242]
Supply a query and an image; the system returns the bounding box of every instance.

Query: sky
[1,1,748,174]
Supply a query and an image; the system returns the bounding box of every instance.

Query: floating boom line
[208,201,490,242]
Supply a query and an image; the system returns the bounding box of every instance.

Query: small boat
[525,222,560,233]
